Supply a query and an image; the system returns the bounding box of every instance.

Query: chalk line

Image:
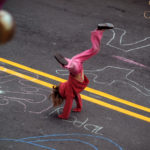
[107,28,150,52]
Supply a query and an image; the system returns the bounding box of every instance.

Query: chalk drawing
[112,55,150,70]
[0,133,123,150]
[0,67,52,114]
[49,107,103,135]
[56,66,150,96]
[0,73,17,84]
[107,28,150,52]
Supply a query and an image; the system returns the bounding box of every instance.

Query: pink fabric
[59,74,89,119]
[0,0,5,9]
[58,29,103,119]
[64,30,104,75]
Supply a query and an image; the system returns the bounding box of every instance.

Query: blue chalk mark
[22,141,56,150]
[0,133,123,150]
[30,138,98,150]
[0,138,55,150]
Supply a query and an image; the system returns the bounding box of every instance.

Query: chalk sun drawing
[0,133,123,150]
[107,28,150,52]
[56,66,150,96]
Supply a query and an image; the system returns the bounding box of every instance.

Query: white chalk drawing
[0,67,52,114]
[49,107,103,135]
[107,28,150,52]
[56,66,150,96]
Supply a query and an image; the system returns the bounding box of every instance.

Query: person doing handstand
[50,23,114,119]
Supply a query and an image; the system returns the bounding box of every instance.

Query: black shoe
[97,23,114,30]
[54,53,68,66]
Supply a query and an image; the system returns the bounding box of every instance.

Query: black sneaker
[97,23,114,30]
[54,53,68,66]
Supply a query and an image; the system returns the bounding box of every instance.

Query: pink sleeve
[58,95,74,119]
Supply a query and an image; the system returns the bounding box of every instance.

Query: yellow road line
[0,66,150,123]
[81,95,150,123]
[0,66,53,89]
[0,57,150,113]
[85,87,150,113]
[0,58,66,82]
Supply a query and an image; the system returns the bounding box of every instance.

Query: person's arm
[58,95,74,119]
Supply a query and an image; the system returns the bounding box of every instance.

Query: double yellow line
[0,58,150,122]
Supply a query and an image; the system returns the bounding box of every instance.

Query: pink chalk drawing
[112,55,150,69]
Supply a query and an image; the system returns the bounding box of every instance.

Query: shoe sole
[54,53,68,66]
[97,23,114,30]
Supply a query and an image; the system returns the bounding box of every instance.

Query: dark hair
[49,85,64,107]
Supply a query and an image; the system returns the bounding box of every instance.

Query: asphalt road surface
[0,0,150,150]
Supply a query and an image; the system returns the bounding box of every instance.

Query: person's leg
[72,30,104,62]
[64,29,104,75]
[55,23,114,75]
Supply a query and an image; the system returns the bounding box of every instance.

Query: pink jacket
[59,74,89,119]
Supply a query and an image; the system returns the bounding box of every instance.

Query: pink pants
[64,30,104,75]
